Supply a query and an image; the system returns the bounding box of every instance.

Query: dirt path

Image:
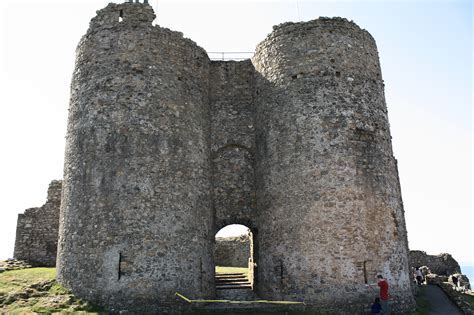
[424,284,462,315]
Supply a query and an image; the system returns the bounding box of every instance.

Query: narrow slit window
[363,260,368,284]
[118,252,122,280]
[119,10,123,22]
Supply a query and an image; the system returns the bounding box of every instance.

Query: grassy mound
[0,267,105,314]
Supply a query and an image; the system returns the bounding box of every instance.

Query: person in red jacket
[376,275,390,314]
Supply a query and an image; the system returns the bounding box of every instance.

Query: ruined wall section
[214,235,250,267]
[57,3,213,313]
[252,18,414,312]
[14,180,62,267]
[410,250,461,275]
[209,61,257,230]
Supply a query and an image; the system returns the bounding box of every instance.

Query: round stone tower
[252,18,415,312]
[57,3,213,313]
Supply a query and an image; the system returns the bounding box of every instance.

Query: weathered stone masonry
[14,180,62,267]
[57,2,415,313]
[409,250,461,276]
[214,235,251,268]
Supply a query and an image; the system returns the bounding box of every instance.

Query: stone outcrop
[449,274,471,291]
[0,259,33,272]
[214,235,250,267]
[13,180,62,267]
[56,2,415,313]
[409,250,461,275]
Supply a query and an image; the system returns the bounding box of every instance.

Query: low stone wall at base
[424,273,473,315]
[438,282,474,315]
[298,294,414,315]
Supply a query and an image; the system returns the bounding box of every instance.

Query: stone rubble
[0,259,33,272]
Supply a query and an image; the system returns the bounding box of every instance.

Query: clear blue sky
[0,0,472,264]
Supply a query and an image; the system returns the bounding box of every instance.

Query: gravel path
[424,284,462,315]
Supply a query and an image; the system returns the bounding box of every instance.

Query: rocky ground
[0,262,105,314]
[0,258,33,271]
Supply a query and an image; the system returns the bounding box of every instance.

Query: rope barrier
[175,292,305,305]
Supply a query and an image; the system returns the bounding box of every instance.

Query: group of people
[413,266,461,290]
[367,275,390,315]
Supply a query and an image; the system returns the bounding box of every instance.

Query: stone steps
[191,272,306,312]
[215,272,252,290]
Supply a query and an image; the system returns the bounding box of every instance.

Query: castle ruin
[56,2,415,313]
[14,180,62,267]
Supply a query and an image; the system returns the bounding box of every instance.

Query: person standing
[377,275,390,315]
[415,268,423,285]
[452,275,459,290]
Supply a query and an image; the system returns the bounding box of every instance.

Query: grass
[461,291,474,307]
[0,267,106,314]
[410,286,430,315]
[215,266,249,276]
[0,267,56,295]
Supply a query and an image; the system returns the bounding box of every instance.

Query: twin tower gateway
[57,2,415,313]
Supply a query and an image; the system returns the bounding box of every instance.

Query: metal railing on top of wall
[208,52,254,61]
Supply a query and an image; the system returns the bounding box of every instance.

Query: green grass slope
[0,267,105,314]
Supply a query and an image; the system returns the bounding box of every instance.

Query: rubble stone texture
[57,2,415,313]
[449,274,471,290]
[410,250,461,275]
[214,235,251,267]
[0,259,33,272]
[14,180,62,267]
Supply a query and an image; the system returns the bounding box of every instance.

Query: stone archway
[213,224,258,299]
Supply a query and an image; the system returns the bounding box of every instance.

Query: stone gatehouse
[56,2,415,313]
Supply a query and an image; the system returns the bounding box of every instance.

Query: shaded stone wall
[14,180,62,267]
[214,235,250,267]
[209,61,257,231]
[409,250,461,275]
[252,18,414,312]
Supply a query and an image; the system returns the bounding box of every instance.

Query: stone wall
[14,180,62,267]
[57,3,213,313]
[214,235,250,267]
[57,3,415,313]
[409,250,461,275]
[209,61,257,231]
[252,18,414,312]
